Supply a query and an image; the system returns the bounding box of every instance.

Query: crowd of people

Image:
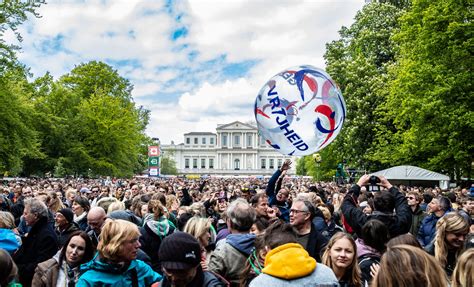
[0,160,473,287]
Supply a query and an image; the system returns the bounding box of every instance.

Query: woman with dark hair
[32,231,94,286]
[72,196,90,231]
[356,219,389,286]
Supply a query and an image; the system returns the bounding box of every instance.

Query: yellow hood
[262,243,316,280]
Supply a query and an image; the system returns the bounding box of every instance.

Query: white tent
[372,165,450,189]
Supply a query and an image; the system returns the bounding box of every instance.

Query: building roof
[216,121,257,130]
[184,132,216,136]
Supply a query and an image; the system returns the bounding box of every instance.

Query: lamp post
[313,153,322,182]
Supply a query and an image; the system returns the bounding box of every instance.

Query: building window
[234,159,240,170]
[269,159,274,169]
[259,136,266,146]
[247,134,252,147]
[186,138,190,144]
[194,138,198,144]
[210,137,215,145]
[202,137,206,144]
[234,135,240,146]
[261,159,266,169]
[223,135,228,147]
[209,158,214,169]
[185,159,190,169]
[201,159,206,169]
[278,159,283,169]
[193,159,197,169]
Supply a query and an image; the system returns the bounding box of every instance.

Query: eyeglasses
[290,209,308,215]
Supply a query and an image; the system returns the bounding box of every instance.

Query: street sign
[148,146,160,156]
[149,157,160,166]
[149,167,159,176]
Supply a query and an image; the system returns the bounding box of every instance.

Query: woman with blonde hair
[451,248,474,287]
[322,232,361,287]
[183,216,216,271]
[426,212,469,276]
[46,191,64,213]
[77,219,161,286]
[372,244,448,287]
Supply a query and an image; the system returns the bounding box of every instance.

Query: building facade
[161,121,296,175]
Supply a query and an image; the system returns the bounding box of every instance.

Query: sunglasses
[406,196,416,200]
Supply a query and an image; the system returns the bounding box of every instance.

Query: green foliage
[0,0,42,67]
[377,0,473,181]
[324,3,402,172]
[0,65,42,174]
[160,155,178,175]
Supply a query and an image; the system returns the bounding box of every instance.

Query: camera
[368,175,380,192]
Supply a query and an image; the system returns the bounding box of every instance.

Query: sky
[9,0,365,144]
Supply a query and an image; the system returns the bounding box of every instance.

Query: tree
[0,0,42,68]
[160,156,178,175]
[377,0,473,182]
[324,3,402,172]
[0,65,42,174]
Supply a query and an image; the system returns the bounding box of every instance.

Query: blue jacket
[417,213,442,247]
[77,255,161,287]
[0,229,20,254]
[266,169,290,222]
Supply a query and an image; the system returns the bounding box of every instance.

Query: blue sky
[9,0,365,144]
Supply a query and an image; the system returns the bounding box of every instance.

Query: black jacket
[56,222,80,248]
[139,221,175,273]
[161,267,227,287]
[13,216,59,287]
[341,185,412,239]
[306,222,329,262]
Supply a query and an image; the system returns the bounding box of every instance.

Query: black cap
[57,208,74,223]
[159,231,201,270]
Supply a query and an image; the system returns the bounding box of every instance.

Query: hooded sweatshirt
[250,243,338,287]
[208,233,256,286]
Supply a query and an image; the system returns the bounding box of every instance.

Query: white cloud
[12,0,364,144]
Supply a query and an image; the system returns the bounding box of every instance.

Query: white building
[161,121,296,175]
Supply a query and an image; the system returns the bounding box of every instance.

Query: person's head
[429,196,451,214]
[107,201,125,214]
[131,185,140,196]
[65,189,76,203]
[22,186,33,198]
[373,191,395,213]
[289,199,314,229]
[97,219,141,262]
[59,231,94,267]
[360,219,389,253]
[159,231,202,287]
[263,220,297,250]
[322,232,360,285]
[166,194,179,212]
[0,211,15,229]
[148,199,168,220]
[372,244,448,287]
[96,197,118,214]
[55,208,74,229]
[183,216,213,248]
[87,206,107,234]
[47,191,64,213]
[23,198,48,226]
[226,198,256,233]
[451,248,474,287]
[275,188,290,202]
[250,215,270,235]
[405,191,421,206]
[434,212,469,268]
[423,191,434,205]
[250,193,269,218]
[0,249,18,286]
[387,233,422,249]
[72,196,90,216]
